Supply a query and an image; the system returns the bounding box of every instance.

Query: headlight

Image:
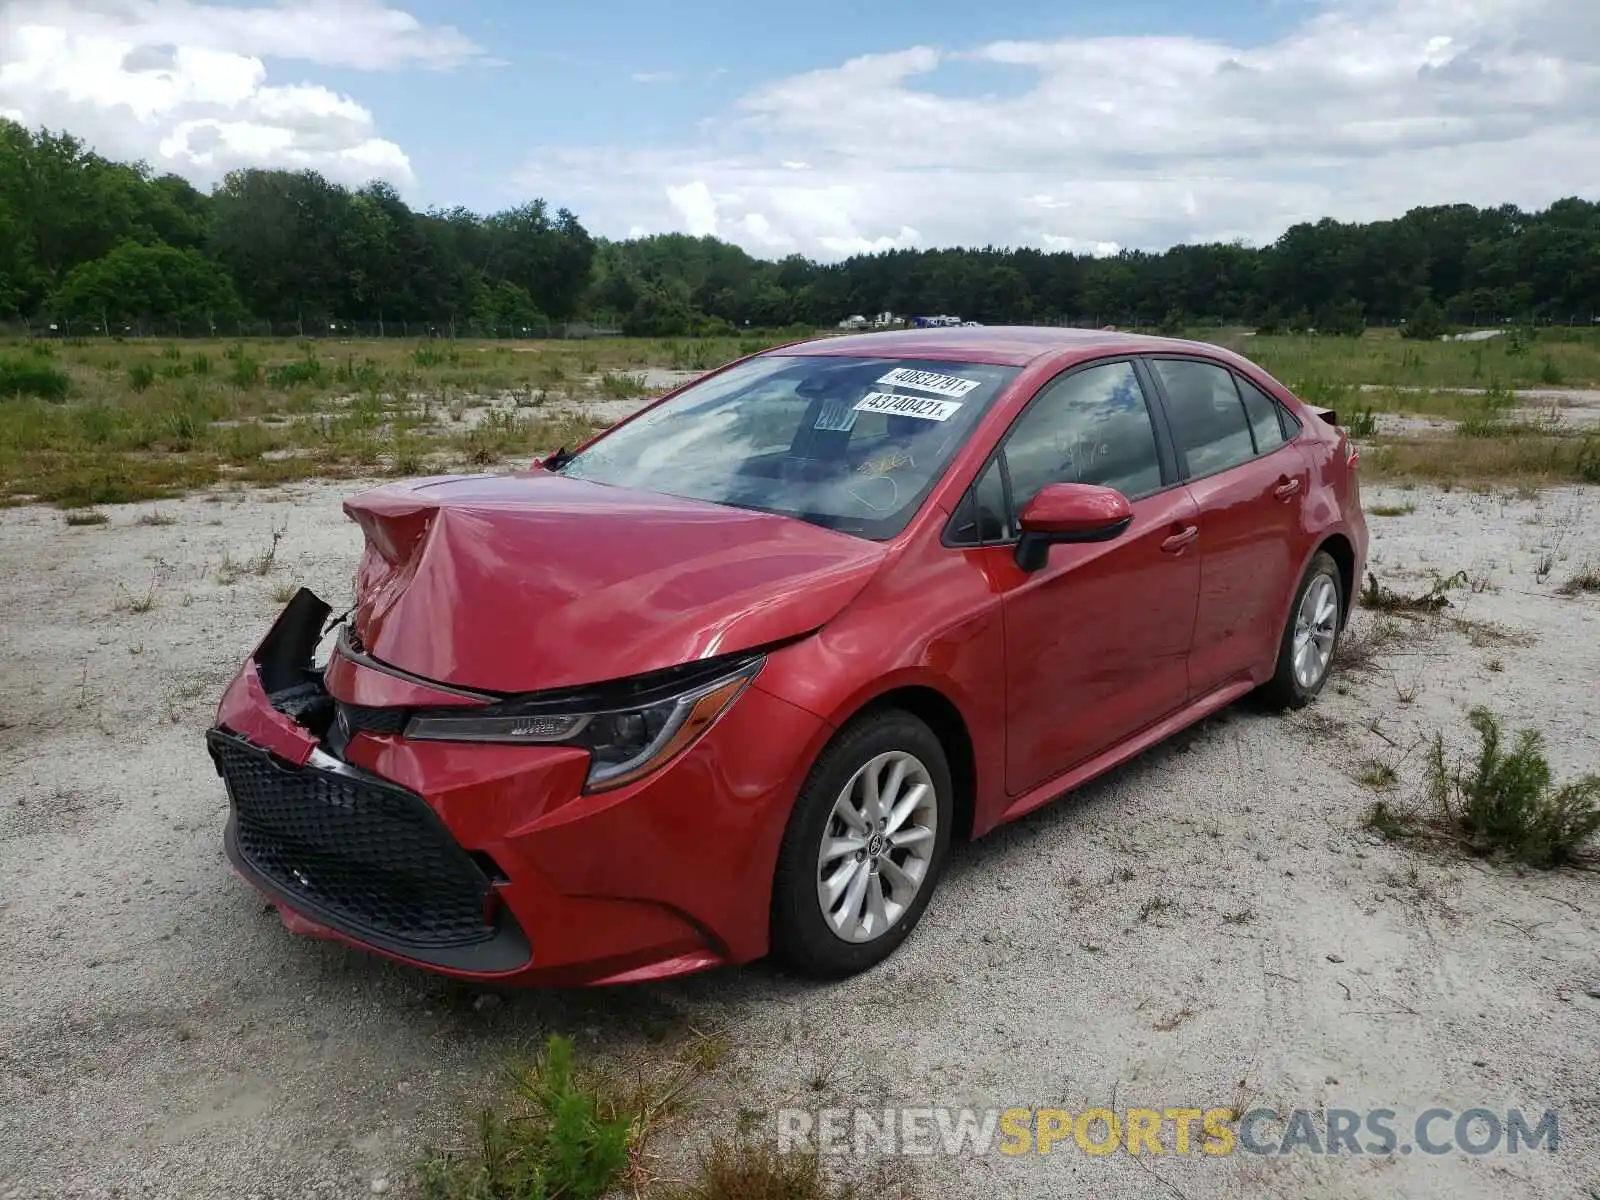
[403,657,763,791]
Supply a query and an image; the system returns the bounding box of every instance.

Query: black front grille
[208,730,494,950]
[337,702,409,736]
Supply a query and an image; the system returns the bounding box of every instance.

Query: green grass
[0,336,640,505]
[419,1036,631,1200]
[3,328,1596,506]
[1362,433,1600,487]
[0,353,71,399]
[418,1032,875,1200]
[1217,328,1600,391]
[1357,759,1399,789]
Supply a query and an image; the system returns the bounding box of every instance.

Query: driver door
[988,360,1201,796]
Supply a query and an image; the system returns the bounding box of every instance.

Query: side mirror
[1014,483,1134,571]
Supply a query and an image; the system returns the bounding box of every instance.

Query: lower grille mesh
[208,730,493,949]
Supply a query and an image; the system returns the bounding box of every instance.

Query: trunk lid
[343,472,888,694]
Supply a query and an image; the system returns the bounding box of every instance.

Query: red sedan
[208,327,1366,985]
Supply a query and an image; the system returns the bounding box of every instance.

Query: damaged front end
[208,589,532,974]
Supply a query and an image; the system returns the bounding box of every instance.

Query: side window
[1001,360,1163,509]
[944,459,1011,545]
[1236,376,1287,454]
[972,458,1010,541]
[1153,359,1255,477]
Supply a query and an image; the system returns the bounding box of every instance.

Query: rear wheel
[1257,550,1342,710]
[770,710,952,978]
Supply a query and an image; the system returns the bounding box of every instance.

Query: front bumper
[208,591,830,986]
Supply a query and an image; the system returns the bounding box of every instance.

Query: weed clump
[1361,570,1465,614]
[419,1036,630,1200]
[1425,708,1600,867]
[0,355,71,400]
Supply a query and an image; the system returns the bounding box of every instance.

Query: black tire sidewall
[1273,551,1342,706]
[770,711,953,978]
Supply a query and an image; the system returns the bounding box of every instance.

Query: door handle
[1273,476,1303,501]
[1161,524,1198,554]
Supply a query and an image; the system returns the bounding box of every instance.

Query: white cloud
[665,180,719,237]
[514,0,1600,260]
[630,71,677,84]
[0,0,483,187]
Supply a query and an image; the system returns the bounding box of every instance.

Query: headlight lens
[403,658,762,790]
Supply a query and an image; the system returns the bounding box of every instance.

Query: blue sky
[344,0,1303,213]
[1,0,1596,259]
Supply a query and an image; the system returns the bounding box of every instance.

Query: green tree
[1401,297,1448,341]
[49,242,244,327]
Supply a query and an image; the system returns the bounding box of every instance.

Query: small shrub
[1368,503,1415,517]
[661,1139,859,1200]
[0,356,71,400]
[64,508,109,526]
[1427,708,1600,866]
[418,1036,630,1200]
[228,353,261,388]
[1400,298,1446,341]
[127,362,156,392]
[77,403,118,444]
[266,357,328,389]
[1363,801,1411,840]
[191,352,212,377]
[1346,407,1378,438]
[413,345,459,368]
[1481,379,1516,409]
[1357,760,1399,789]
[1538,355,1563,385]
[1559,567,1600,595]
[1576,438,1600,484]
[1503,325,1536,356]
[598,370,643,400]
[336,355,385,389]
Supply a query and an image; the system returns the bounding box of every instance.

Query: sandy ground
[1,475,1597,1200]
[1361,385,1600,434]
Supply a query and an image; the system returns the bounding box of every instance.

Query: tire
[1256,550,1343,711]
[770,710,953,979]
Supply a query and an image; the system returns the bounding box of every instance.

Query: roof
[775,325,1227,368]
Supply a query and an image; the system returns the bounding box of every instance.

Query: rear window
[1237,376,1288,454]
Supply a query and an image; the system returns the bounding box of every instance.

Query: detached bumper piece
[208,728,531,973]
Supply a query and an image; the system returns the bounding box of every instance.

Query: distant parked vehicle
[208,327,1367,986]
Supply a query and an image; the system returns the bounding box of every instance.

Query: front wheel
[770,710,953,978]
[1257,550,1343,710]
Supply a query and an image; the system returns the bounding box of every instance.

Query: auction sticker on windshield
[876,368,983,398]
[855,392,963,421]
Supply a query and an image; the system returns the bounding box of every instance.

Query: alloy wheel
[815,750,939,943]
[1292,572,1340,689]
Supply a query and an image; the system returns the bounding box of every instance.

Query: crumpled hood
[342,471,888,694]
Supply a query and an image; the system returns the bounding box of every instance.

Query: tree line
[2,119,1597,339]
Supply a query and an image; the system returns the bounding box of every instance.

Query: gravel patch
[1,481,1596,1199]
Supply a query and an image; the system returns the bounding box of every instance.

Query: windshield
[554,355,1020,539]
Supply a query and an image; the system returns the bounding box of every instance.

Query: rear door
[1144,357,1311,695]
[957,358,1201,797]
